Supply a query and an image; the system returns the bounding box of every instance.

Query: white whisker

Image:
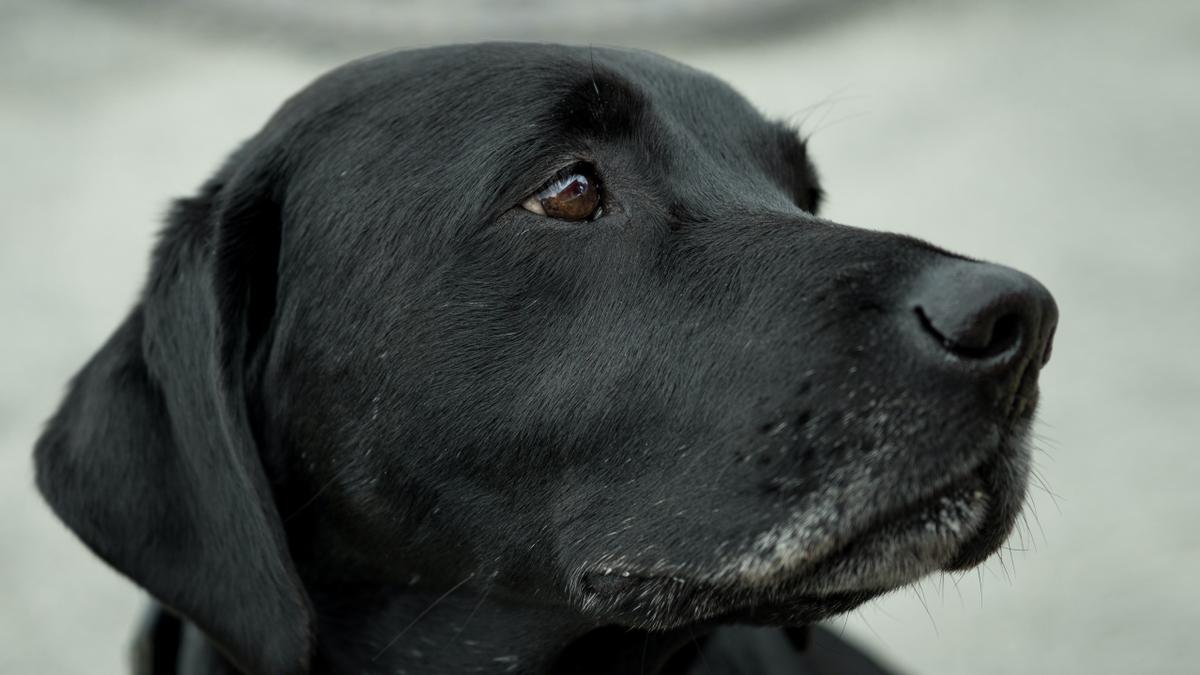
[372,573,475,661]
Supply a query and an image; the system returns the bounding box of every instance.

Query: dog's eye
[521,164,602,221]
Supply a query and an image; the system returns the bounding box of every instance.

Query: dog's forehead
[562,45,763,121]
[278,43,772,150]
[268,43,811,254]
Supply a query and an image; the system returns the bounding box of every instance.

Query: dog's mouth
[569,443,1026,630]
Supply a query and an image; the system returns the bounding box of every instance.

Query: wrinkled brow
[547,70,649,141]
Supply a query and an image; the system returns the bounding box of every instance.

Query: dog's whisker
[1029,468,1065,512]
[687,625,714,673]
[911,582,939,636]
[372,573,475,661]
[588,44,600,97]
[855,607,885,644]
[1033,444,1056,460]
[976,568,986,607]
[997,546,1014,584]
[787,87,859,121]
[869,595,898,623]
[1016,510,1034,550]
[282,475,340,523]
[950,571,967,609]
[1025,502,1049,545]
[789,86,862,136]
[809,95,850,137]
[1031,430,1060,449]
[809,110,873,138]
[449,576,494,647]
[1014,512,1028,552]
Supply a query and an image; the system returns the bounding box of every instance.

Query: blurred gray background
[2,0,1198,672]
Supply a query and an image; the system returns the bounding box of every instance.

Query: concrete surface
[2,0,1197,673]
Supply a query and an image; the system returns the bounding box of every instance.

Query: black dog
[35,43,1057,675]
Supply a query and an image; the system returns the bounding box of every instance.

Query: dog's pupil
[542,174,598,220]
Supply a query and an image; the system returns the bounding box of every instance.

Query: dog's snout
[910,261,1058,372]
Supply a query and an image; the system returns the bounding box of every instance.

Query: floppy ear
[34,149,312,675]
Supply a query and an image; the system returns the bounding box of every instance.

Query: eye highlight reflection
[521,163,602,221]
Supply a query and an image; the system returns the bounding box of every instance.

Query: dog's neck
[311,585,575,673]
[305,584,708,674]
[275,510,714,672]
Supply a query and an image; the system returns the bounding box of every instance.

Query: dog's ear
[34,147,312,675]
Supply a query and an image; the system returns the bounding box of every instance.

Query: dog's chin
[569,441,1030,631]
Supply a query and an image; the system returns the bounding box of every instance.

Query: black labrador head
[35,44,1057,674]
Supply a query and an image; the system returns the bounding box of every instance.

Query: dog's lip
[836,472,990,560]
[713,456,994,590]
[789,474,991,593]
[572,462,997,626]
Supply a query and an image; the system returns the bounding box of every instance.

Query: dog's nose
[910,260,1057,372]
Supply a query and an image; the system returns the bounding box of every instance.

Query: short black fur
[35,43,1057,675]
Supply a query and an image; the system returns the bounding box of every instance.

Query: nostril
[909,260,1056,372]
[984,312,1022,358]
[915,305,1023,361]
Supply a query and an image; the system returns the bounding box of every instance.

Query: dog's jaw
[564,426,1033,632]
[724,480,991,593]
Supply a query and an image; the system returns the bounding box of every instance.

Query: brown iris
[521,164,602,221]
